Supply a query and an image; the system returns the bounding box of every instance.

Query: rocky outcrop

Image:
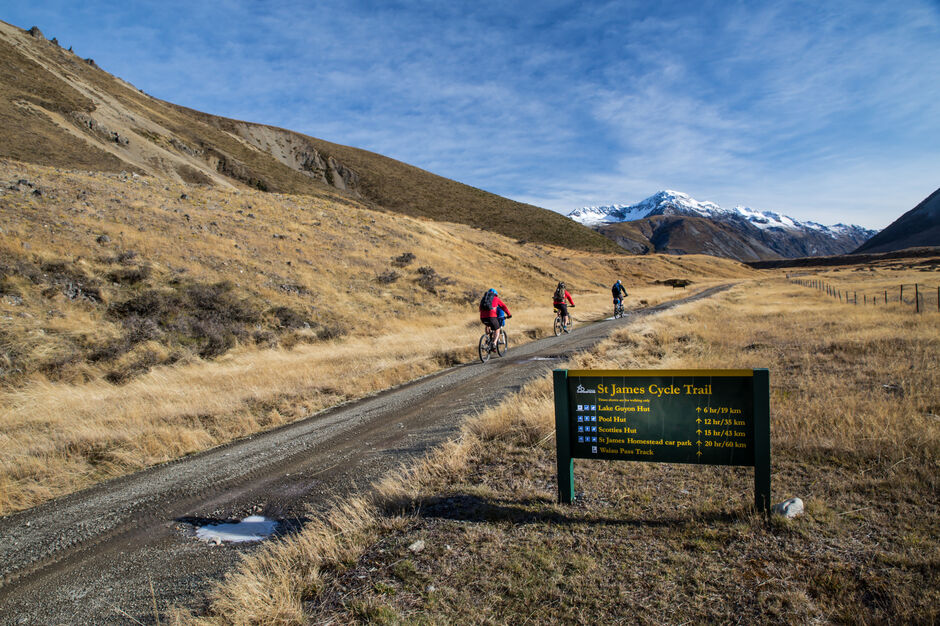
[296,148,359,192]
[230,123,360,196]
[71,112,130,146]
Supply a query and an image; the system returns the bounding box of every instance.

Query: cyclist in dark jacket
[612,279,628,310]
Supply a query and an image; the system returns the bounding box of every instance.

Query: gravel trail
[0,285,729,624]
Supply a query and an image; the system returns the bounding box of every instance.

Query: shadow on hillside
[407,493,741,527]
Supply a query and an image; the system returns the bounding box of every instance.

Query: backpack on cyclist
[480,290,495,311]
[553,283,565,303]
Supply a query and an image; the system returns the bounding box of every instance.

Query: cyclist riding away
[612,279,628,314]
[480,288,511,348]
[552,282,574,332]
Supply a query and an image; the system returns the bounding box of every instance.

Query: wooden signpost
[553,369,771,513]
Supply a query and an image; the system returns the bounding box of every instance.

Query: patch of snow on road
[195,516,278,543]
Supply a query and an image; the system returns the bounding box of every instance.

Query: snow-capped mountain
[568,191,877,260]
[569,190,721,225]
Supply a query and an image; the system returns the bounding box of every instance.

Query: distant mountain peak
[568,190,870,238]
[569,190,878,260]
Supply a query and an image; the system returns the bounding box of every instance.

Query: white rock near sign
[772,497,804,518]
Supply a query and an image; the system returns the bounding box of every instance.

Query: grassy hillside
[194,273,939,624]
[0,158,753,515]
[0,20,618,253]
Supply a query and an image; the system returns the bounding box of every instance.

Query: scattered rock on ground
[408,539,426,554]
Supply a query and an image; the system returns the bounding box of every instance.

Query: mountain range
[568,190,877,261]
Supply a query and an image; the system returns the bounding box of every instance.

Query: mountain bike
[614,301,625,319]
[553,305,574,336]
[478,323,508,363]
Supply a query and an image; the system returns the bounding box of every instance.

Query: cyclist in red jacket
[479,288,511,348]
[553,282,574,331]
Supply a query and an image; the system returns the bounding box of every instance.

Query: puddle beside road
[520,356,561,363]
[194,516,278,543]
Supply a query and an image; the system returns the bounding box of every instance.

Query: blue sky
[5,1,940,228]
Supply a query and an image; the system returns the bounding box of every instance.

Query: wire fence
[788,276,940,313]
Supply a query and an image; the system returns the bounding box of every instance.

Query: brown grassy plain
[191,275,939,625]
[788,261,940,311]
[0,160,753,515]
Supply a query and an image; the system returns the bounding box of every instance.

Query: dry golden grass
[787,262,940,312]
[0,159,754,515]
[192,274,939,624]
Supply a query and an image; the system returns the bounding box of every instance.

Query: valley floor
[1,159,750,516]
[193,276,939,624]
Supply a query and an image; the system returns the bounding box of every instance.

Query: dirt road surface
[0,286,729,624]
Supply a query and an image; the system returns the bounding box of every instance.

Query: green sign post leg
[753,369,771,515]
[553,370,574,503]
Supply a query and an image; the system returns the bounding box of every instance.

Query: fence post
[900,284,904,304]
[915,284,920,313]
[864,294,867,305]
[884,290,887,306]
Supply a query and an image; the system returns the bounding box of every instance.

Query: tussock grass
[193,276,939,624]
[0,159,752,515]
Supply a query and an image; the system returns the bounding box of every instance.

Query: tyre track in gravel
[0,284,731,624]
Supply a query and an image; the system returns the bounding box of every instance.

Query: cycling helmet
[489,288,498,296]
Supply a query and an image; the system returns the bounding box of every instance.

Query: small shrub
[253,329,278,348]
[0,276,22,297]
[184,281,262,325]
[314,322,346,341]
[110,289,181,319]
[415,266,454,294]
[88,338,132,363]
[269,306,309,330]
[390,252,416,267]
[115,250,138,265]
[376,270,400,284]
[193,319,235,358]
[106,265,151,284]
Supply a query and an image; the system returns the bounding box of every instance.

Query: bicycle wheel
[553,316,562,336]
[479,334,491,363]
[496,331,508,356]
